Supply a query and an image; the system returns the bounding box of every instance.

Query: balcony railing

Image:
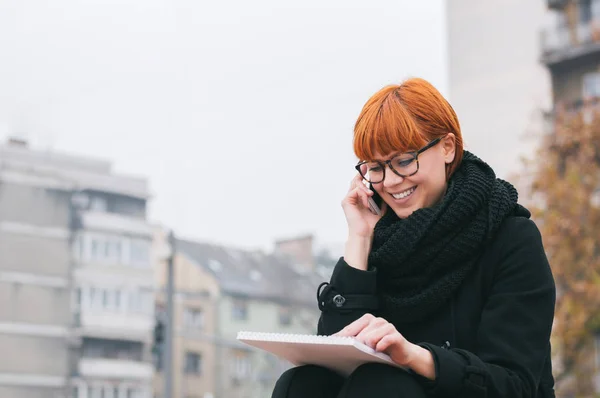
[541,20,600,65]
[543,97,600,131]
[547,0,568,10]
[74,310,153,342]
[78,357,154,380]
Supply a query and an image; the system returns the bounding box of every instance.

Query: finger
[356,187,372,209]
[334,314,375,337]
[380,200,388,215]
[361,324,396,349]
[343,186,372,208]
[354,318,390,344]
[375,333,400,353]
[349,173,364,191]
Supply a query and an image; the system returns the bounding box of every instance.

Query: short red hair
[353,78,464,179]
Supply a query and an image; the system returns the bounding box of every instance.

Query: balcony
[547,0,568,10]
[80,211,153,238]
[543,96,600,133]
[78,337,153,380]
[75,311,153,342]
[78,358,153,380]
[541,20,600,66]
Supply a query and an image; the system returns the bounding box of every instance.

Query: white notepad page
[237,331,404,377]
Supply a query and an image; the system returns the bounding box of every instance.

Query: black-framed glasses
[355,137,442,183]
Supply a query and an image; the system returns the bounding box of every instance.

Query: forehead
[368,149,415,162]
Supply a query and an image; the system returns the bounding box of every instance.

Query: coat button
[333,294,346,307]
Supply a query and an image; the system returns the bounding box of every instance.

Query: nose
[383,166,404,188]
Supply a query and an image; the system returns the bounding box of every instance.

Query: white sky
[0,0,448,251]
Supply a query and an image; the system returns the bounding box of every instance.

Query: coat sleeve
[418,217,556,398]
[316,258,379,335]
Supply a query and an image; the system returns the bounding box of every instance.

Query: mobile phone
[365,182,382,216]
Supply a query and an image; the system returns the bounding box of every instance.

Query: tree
[527,101,600,396]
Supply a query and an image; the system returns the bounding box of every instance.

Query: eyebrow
[368,150,415,163]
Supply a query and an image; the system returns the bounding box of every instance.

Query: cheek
[414,164,446,192]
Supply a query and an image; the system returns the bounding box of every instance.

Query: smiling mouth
[390,186,416,200]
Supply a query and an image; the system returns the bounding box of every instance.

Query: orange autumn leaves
[529,103,600,395]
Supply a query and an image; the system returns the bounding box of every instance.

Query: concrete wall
[154,251,220,398]
[0,183,70,227]
[0,180,72,397]
[447,0,552,179]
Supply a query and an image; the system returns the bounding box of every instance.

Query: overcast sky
[0,0,447,252]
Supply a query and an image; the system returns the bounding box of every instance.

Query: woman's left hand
[333,314,419,368]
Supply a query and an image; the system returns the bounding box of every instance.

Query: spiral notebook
[237,331,404,376]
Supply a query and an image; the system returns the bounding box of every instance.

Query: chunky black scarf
[368,151,528,324]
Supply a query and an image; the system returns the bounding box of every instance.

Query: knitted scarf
[368,151,528,324]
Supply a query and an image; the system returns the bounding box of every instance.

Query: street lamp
[66,188,88,398]
[155,228,176,398]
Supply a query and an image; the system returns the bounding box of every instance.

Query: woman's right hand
[341,172,385,239]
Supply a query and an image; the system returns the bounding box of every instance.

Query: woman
[272,78,556,398]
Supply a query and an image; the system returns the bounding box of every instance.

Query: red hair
[353,78,464,179]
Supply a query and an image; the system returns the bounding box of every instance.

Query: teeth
[392,187,415,199]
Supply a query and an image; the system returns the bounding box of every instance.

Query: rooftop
[177,239,326,308]
[0,138,150,199]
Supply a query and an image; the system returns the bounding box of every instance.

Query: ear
[442,133,456,164]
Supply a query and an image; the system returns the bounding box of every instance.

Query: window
[130,239,151,267]
[142,291,154,315]
[73,233,84,260]
[88,287,98,309]
[595,332,600,368]
[74,287,82,311]
[583,73,600,98]
[82,338,143,361]
[102,289,110,308]
[232,300,248,321]
[593,0,600,19]
[581,0,593,23]
[79,233,154,268]
[115,290,122,309]
[73,382,141,398]
[129,290,143,313]
[184,308,204,330]
[106,240,122,262]
[278,306,292,326]
[90,196,108,212]
[184,352,202,375]
[79,286,152,314]
[89,235,123,264]
[125,387,141,398]
[231,350,251,380]
[91,239,101,259]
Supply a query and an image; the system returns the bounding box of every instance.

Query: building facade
[153,237,323,398]
[153,228,219,398]
[541,0,600,107]
[0,138,155,398]
[447,0,551,180]
[0,139,74,398]
[540,0,600,393]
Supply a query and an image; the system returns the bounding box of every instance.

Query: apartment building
[153,228,219,398]
[0,138,155,398]
[540,0,600,393]
[447,0,551,180]
[541,0,600,106]
[152,236,323,398]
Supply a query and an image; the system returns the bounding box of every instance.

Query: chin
[390,204,420,219]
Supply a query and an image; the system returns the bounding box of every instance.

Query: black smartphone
[367,183,383,215]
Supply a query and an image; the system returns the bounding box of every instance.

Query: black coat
[317,215,556,398]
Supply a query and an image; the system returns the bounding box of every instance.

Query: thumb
[380,201,388,215]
